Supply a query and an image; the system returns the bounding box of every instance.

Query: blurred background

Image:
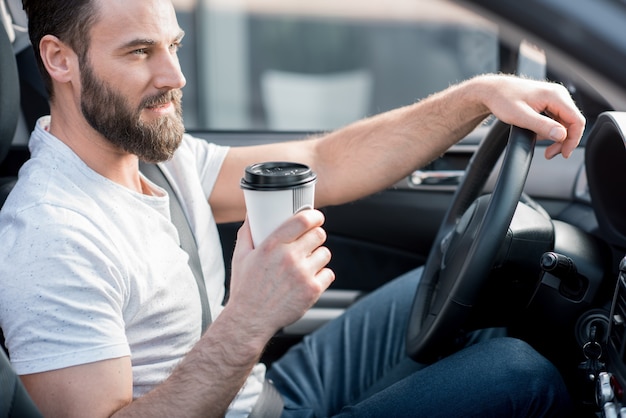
[172,0,501,131]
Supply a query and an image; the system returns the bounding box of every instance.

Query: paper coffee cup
[241,162,317,247]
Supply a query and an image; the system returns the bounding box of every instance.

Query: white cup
[241,162,317,247]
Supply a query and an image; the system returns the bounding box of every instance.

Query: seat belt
[139,163,284,416]
[139,162,212,333]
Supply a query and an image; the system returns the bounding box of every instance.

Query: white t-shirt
[0,117,264,416]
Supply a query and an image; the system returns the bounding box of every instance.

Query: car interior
[4,0,626,417]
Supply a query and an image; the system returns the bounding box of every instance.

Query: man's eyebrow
[119,30,185,50]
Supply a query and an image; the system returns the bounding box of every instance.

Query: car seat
[0,11,44,418]
[0,350,42,418]
[0,2,19,206]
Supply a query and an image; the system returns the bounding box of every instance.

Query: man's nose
[153,51,187,90]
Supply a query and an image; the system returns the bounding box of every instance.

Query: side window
[174,0,499,132]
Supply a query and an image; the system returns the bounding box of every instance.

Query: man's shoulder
[167,133,230,179]
[2,156,98,218]
[0,150,121,251]
[174,133,229,160]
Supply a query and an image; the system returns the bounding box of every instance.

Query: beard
[79,61,185,163]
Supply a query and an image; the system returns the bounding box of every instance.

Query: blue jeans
[266,267,572,417]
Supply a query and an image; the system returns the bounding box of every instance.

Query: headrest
[0,19,20,164]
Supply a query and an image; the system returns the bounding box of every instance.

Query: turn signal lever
[540,252,588,300]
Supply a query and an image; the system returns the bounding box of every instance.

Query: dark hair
[22,0,100,98]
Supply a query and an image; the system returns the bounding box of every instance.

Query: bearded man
[0,0,585,416]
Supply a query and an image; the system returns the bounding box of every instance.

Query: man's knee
[479,337,572,416]
[485,338,557,379]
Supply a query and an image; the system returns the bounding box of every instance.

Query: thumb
[519,111,567,142]
[234,216,254,256]
[519,111,577,159]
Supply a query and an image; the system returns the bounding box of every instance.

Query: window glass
[173,0,498,131]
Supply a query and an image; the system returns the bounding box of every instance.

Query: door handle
[409,170,464,187]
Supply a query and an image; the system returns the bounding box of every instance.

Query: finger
[302,241,334,297]
[235,216,254,253]
[544,142,564,160]
[297,224,328,255]
[306,244,332,274]
[266,209,326,246]
[315,266,336,292]
[509,102,584,159]
[543,103,585,158]
[539,112,584,159]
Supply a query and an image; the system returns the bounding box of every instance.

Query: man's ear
[39,34,77,85]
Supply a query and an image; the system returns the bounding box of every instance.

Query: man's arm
[21,210,334,418]
[210,74,585,224]
[21,311,263,418]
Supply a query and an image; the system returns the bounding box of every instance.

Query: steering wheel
[406,120,537,363]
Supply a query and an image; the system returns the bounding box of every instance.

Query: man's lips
[142,89,181,115]
[145,101,174,114]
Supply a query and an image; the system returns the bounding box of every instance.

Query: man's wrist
[204,304,274,364]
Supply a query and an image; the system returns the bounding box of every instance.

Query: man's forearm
[311,75,490,208]
[210,75,490,223]
[113,306,270,418]
[211,73,583,228]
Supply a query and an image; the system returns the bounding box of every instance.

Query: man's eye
[170,43,182,52]
[133,48,148,55]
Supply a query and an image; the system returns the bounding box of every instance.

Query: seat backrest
[0,8,20,208]
[0,350,42,418]
[0,11,19,165]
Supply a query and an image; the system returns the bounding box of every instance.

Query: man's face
[80,58,184,163]
[79,0,187,163]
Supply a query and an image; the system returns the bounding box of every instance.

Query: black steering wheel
[406,120,537,363]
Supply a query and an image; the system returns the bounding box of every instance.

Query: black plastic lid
[240,162,316,190]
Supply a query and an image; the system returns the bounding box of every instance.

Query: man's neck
[48,107,145,194]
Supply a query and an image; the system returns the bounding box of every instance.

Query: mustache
[140,89,183,109]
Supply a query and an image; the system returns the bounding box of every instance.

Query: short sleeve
[0,204,130,375]
[166,134,230,199]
